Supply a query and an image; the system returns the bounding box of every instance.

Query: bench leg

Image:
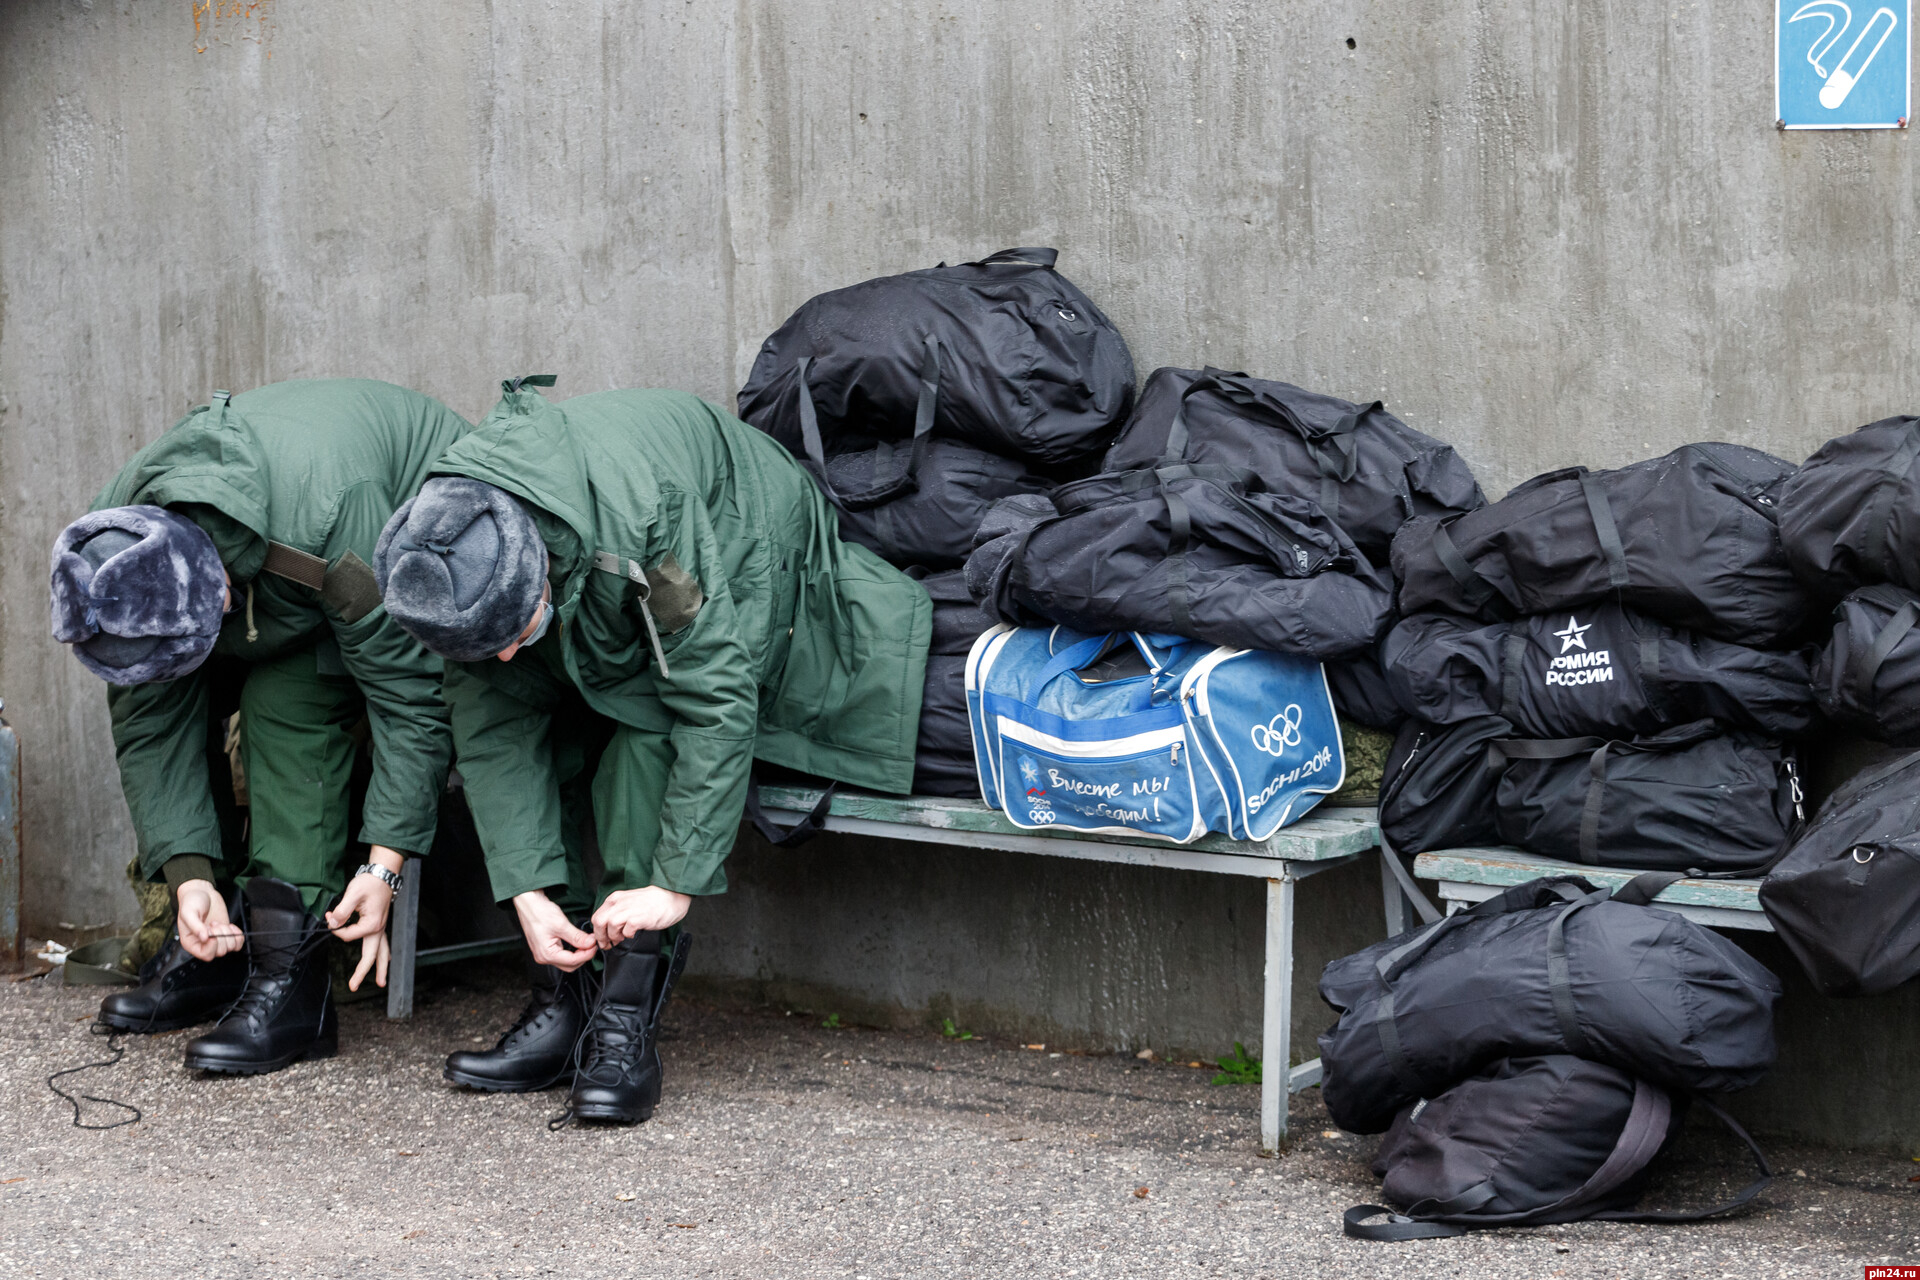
[1380,843,1411,936]
[1261,873,1294,1152]
[386,855,419,1020]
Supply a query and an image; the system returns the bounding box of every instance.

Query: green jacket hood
[96,393,271,580]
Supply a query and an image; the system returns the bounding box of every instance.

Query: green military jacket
[436,384,931,900]
[99,379,470,879]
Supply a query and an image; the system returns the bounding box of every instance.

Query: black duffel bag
[912,654,978,798]
[738,247,1135,471]
[1382,605,1815,739]
[1318,874,1783,1134]
[1812,584,1920,746]
[820,439,1055,569]
[1325,650,1408,731]
[1391,444,1811,646]
[1777,415,1920,601]
[909,567,998,657]
[1377,716,1512,855]
[966,466,1393,660]
[1490,721,1801,874]
[1346,1055,1771,1240]
[1760,749,1920,996]
[1101,367,1486,564]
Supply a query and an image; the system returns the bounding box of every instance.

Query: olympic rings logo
[1250,705,1305,757]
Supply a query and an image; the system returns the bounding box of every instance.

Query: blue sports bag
[965,626,1345,843]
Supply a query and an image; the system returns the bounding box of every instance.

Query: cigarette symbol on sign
[1791,1,1900,108]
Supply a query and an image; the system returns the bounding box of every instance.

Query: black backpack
[1377,716,1512,855]
[1812,584,1920,746]
[1318,874,1783,1135]
[1101,367,1486,565]
[1777,415,1920,601]
[737,247,1135,472]
[964,467,1394,660]
[1382,604,1815,740]
[1760,748,1920,997]
[1347,1055,1772,1240]
[818,438,1055,569]
[1391,444,1812,647]
[1490,721,1802,874]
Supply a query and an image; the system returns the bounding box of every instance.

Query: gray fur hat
[375,477,548,662]
[50,505,228,685]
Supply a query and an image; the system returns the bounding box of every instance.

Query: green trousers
[539,701,680,918]
[236,646,371,915]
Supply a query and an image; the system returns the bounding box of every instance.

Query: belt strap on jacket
[263,541,328,591]
[591,550,673,679]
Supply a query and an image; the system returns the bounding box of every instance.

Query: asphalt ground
[2,960,1916,1279]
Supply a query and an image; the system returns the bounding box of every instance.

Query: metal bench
[746,786,1384,1150]
[1398,844,1771,932]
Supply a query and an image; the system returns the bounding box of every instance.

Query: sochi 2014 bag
[1102,366,1486,564]
[1345,1055,1771,1240]
[1760,748,1920,996]
[816,438,1055,569]
[1391,444,1812,646]
[1489,721,1802,874]
[737,247,1135,470]
[1777,415,1920,601]
[1318,874,1783,1135]
[965,626,1344,843]
[1812,584,1920,746]
[1381,605,1815,740]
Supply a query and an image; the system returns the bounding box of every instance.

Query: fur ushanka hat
[50,505,228,685]
[375,476,548,662]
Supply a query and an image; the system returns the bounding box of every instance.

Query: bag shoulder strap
[742,777,841,848]
[793,334,940,512]
[1856,597,1920,692]
[1579,470,1631,590]
[1430,518,1503,614]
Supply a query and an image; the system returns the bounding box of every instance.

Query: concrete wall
[4,1,1918,1144]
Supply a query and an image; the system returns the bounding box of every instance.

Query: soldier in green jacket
[377,377,930,1124]
[49,380,467,1074]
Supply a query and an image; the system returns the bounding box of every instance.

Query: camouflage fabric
[117,855,177,974]
[1328,717,1392,807]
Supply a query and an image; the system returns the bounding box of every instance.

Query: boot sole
[443,1066,572,1094]
[186,1038,338,1076]
[568,1102,656,1124]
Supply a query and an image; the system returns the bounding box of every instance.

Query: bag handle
[1021,633,1161,714]
[793,334,941,512]
[1159,369,1375,519]
[1854,595,1920,692]
[970,246,1058,268]
[1429,518,1507,615]
[1579,471,1631,591]
[742,777,841,848]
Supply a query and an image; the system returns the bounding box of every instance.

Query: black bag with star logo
[1390,444,1814,648]
[1381,603,1816,740]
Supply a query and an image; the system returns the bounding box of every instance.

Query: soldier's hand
[326,848,403,991]
[175,879,243,962]
[513,890,598,971]
[591,886,692,948]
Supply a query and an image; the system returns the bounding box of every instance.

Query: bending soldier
[49,380,466,1073]
[377,377,930,1124]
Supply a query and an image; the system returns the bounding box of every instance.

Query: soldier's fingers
[349,941,375,992]
[375,935,390,988]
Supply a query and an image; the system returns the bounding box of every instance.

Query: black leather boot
[183,877,337,1075]
[567,932,691,1124]
[444,964,596,1092]
[98,923,247,1034]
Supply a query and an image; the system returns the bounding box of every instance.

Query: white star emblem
[1553,616,1591,654]
[1020,758,1040,785]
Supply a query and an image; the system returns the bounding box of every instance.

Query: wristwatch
[353,863,404,893]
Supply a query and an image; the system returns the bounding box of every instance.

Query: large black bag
[912,654,978,797]
[1777,415,1920,600]
[965,467,1393,659]
[1391,444,1811,646]
[1325,651,1407,731]
[1812,584,1920,745]
[1382,605,1815,740]
[1101,367,1486,564]
[1760,749,1920,996]
[737,247,1135,472]
[1346,1055,1771,1240]
[910,567,998,657]
[820,440,1055,569]
[1318,874,1783,1134]
[1377,716,1512,854]
[1490,721,1801,874]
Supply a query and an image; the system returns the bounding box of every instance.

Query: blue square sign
[1778,1,1911,128]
